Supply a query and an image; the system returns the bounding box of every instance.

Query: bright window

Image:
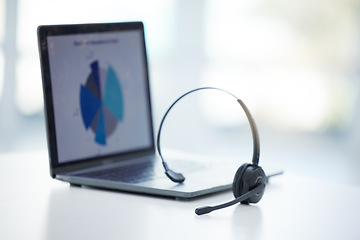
[201,0,358,132]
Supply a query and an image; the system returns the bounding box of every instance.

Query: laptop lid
[38,22,155,177]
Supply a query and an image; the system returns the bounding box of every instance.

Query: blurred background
[0,0,359,185]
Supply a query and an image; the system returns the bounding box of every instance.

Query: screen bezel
[37,22,155,177]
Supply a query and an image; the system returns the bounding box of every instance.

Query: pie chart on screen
[80,60,124,145]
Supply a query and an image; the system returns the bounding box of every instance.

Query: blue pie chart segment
[80,85,101,129]
[103,65,124,121]
[90,61,101,99]
[80,60,124,145]
[95,106,106,145]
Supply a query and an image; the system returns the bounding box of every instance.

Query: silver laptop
[38,22,278,199]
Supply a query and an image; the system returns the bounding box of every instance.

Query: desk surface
[1,151,359,240]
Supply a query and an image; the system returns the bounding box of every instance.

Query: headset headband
[156,87,260,182]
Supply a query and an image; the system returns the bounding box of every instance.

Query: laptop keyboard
[74,159,208,184]
[76,161,161,184]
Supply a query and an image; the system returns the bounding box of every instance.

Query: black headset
[156,87,269,215]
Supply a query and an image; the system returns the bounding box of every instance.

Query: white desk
[1,151,359,240]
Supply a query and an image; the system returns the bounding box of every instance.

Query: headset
[157,87,278,215]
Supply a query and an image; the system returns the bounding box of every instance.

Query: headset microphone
[195,183,265,215]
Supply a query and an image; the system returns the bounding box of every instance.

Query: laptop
[37,21,279,199]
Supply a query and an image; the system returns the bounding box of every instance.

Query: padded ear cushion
[232,163,251,198]
[232,164,266,204]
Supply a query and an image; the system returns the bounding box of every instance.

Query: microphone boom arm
[195,183,266,215]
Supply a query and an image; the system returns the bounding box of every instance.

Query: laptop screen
[38,22,154,169]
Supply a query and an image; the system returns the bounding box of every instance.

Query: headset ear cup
[232,164,266,204]
[232,163,251,198]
